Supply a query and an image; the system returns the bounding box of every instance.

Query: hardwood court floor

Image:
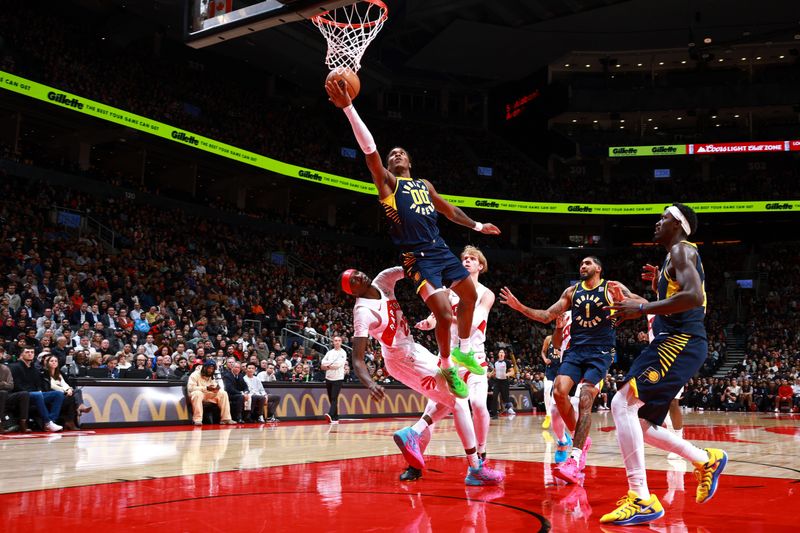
[1,411,798,532]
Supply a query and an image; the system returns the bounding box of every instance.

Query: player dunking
[398,245,495,481]
[500,257,638,484]
[326,80,500,399]
[601,203,727,526]
[340,266,503,486]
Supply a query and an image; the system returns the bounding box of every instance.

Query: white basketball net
[312,0,388,73]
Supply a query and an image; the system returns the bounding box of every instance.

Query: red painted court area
[2,455,796,532]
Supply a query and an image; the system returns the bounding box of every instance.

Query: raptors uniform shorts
[625,332,706,425]
[401,240,469,294]
[383,343,456,409]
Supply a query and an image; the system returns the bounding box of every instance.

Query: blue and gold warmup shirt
[653,241,707,339]
[380,177,440,249]
[570,279,616,346]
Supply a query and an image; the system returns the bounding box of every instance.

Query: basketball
[326,68,360,100]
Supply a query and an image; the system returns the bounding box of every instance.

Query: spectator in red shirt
[775,379,793,412]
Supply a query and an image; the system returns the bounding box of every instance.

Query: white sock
[611,385,651,500]
[570,448,582,462]
[411,418,429,435]
[641,420,707,464]
[673,427,683,440]
[459,337,472,353]
[439,354,452,369]
[467,451,480,469]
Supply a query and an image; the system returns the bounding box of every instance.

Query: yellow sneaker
[693,448,728,504]
[542,415,551,429]
[599,491,664,526]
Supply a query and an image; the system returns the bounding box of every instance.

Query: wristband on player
[473,221,484,232]
[638,303,645,314]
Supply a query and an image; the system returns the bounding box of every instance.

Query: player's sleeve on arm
[373,266,405,297]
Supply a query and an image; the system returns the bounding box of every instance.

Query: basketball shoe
[599,491,664,526]
[440,367,469,398]
[451,347,485,375]
[393,427,425,470]
[399,466,422,481]
[542,415,551,429]
[465,460,504,486]
[553,436,590,484]
[694,448,728,504]
[554,431,572,464]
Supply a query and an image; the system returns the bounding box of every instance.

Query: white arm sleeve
[343,105,377,155]
[373,266,405,299]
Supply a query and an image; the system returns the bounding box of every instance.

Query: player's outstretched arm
[350,337,385,401]
[606,245,703,320]
[325,80,395,198]
[607,281,648,305]
[500,285,572,324]
[422,179,500,235]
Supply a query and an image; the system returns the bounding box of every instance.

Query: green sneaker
[451,347,486,375]
[440,367,469,398]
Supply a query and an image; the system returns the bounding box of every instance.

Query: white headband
[666,205,692,236]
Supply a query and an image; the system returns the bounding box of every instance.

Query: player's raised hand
[480,222,501,235]
[499,287,521,310]
[604,299,644,322]
[368,382,385,402]
[641,264,659,292]
[325,79,352,108]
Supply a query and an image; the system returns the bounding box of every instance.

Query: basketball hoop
[311,0,388,73]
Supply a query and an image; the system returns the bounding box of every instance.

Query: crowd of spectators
[1,3,795,430]
[1,3,798,207]
[0,164,754,431]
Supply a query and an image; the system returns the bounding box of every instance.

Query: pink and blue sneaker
[553,437,592,485]
[393,427,425,470]
[554,432,573,464]
[465,460,504,486]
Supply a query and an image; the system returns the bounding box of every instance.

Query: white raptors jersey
[352,267,415,356]
[448,283,490,355]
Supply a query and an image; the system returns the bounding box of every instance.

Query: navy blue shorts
[558,345,614,388]
[545,359,561,381]
[401,241,468,294]
[625,333,706,425]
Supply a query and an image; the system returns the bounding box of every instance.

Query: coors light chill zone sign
[609,140,800,157]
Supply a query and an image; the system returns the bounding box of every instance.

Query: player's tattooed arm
[500,285,572,324]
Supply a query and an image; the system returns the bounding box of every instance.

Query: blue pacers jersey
[653,241,707,339]
[569,279,616,346]
[380,177,441,249]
